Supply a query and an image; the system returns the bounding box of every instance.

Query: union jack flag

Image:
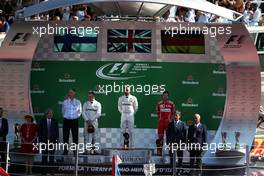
[107,29,151,53]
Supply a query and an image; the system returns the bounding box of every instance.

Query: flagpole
[6,141,9,173]
[111,155,115,176]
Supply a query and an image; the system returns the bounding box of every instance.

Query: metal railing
[0,141,264,176]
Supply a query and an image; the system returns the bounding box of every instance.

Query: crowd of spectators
[0,0,263,33]
[29,4,98,22]
[160,0,264,26]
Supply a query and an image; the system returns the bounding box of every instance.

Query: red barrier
[0,167,9,176]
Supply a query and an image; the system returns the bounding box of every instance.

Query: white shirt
[82,99,102,122]
[47,118,51,127]
[76,10,85,21]
[250,9,261,26]
[118,94,138,115]
[185,9,196,23]
[62,98,82,120]
[197,13,211,23]
[62,12,70,21]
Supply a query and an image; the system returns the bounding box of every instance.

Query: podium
[102,148,153,164]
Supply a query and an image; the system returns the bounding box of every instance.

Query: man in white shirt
[197,11,211,23]
[62,89,82,155]
[249,3,262,26]
[62,7,70,21]
[118,86,138,148]
[185,9,196,23]
[82,91,101,153]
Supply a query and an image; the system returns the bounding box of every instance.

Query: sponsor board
[31,61,226,129]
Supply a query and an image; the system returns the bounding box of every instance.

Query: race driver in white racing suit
[118,86,138,148]
[82,91,102,154]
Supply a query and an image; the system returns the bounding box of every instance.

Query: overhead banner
[30,61,226,129]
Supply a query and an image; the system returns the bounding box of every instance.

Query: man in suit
[187,114,207,168]
[166,111,186,167]
[0,107,8,170]
[38,108,59,167]
[0,107,8,169]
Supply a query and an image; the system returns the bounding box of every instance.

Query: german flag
[161,31,205,54]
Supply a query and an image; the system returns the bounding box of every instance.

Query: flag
[54,29,97,52]
[112,155,122,176]
[108,29,151,53]
[161,30,205,54]
[0,167,9,176]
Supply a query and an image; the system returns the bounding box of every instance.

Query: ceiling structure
[23,0,243,21]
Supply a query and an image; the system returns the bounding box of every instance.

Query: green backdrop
[30,61,226,130]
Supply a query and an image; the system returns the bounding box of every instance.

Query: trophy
[144,163,156,176]
[87,121,95,134]
[91,138,95,155]
[87,121,95,154]
[123,132,130,150]
[14,123,21,149]
[123,122,130,150]
[235,132,240,150]
[156,138,163,156]
[221,132,227,150]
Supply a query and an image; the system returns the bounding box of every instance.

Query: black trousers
[63,118,79,154]
[42,148,55,164]
[0,141,7,170]
[170,149,183,166]
[190,149,203,168]
[41,148,55,174]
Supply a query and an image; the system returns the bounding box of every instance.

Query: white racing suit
[118,94,138,148]
[82,100,102,146]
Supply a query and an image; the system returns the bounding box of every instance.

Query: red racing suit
[156,100,176,139]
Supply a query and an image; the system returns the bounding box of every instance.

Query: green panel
[30,61,226,130]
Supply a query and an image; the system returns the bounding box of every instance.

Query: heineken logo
[58,73,76,83]
[31,84,45,94]
[33,84,39,90]
[65,73,70,79]
[213,65,226,74]
[182,75,199,85]
[33,106,39,113]
[212,110,224,119]
[187,97,193,104]
[187,75,193,81]
[181,97,198,107]
[31,62,45,72]
[212,87,226,97]
[33,106,44,116]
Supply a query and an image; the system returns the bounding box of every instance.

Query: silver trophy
[235,132,240,150]
[144,163,156,176]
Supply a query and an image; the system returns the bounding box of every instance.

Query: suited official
[38,109,59,166]
[0,107,8,170]
[166,111,186,167]
[187,114,207,168]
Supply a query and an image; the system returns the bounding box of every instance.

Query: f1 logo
[226,35,245,45]
[109,63,131,74]
[9,33,31,46]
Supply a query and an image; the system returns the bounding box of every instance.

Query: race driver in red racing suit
[156,90,176,141]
